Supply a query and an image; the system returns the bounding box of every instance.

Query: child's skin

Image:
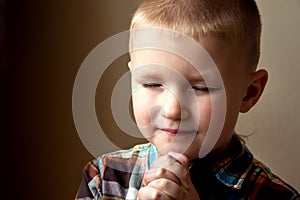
[129,35,268,200]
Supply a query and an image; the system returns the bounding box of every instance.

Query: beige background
[237,0,300,191]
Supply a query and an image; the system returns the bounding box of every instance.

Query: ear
[240,69,268,113]
[128,61,132,70]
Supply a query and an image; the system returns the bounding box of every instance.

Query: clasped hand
[137,152,200,200]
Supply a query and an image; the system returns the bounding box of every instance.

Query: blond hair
[130,0,262,70]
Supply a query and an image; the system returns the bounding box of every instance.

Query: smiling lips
[160,128,197,136]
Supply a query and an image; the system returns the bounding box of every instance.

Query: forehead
[130,50,202,79]
[130,36,239,73]
[129,28,211,65]
[131,50,190,66]
[130,28,236,66]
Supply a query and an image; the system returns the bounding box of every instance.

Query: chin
[156,143,199,159]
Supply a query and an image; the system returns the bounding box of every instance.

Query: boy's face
[130,36,252,160]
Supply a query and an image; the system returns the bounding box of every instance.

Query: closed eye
[142,83,163,88]
[192,86,215,93]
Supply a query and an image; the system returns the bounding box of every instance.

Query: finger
[143,167,180,186]
[145,156,184,185]
[166,152,192,189]
[168,151,189,168]
[137,185,173,200]
[147,154,191,189]
[151,153,188,168]
[151,154,187,176]
[147,178,187,200]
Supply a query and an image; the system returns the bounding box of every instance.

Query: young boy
[75,0,300,199]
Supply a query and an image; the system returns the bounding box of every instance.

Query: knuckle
[156,168,167,177]
[168,152,189,167]
[152,190,162,199]
[166,156,177,166]
[166,154,175,161]
[158,179,169,188]
[154,194,163,199]
[180,154,189,163]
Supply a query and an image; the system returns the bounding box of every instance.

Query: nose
[160,90,189,121]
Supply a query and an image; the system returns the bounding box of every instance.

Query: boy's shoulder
[246,158,300,199]
[83,142,156,171]
[75,143,156,200]
[209,138,299,199]
[84,143,157,176]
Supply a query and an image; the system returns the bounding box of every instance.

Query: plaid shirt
[75,138,299,200]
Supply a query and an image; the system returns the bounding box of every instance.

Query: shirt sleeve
[75,159,102,200]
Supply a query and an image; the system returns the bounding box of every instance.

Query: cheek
[132,92,153,127]
[197,98,212,129]
[223,95,242,131]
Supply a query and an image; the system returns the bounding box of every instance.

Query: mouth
[160,128,197,136]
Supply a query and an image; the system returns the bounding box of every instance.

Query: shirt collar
[214,147,253,189]
[190,136,254,189]
[213,137,253,189]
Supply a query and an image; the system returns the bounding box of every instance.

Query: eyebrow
[132,65,219,84]
[132,70,164,82]
[188,73,205,82]
[133,69,161,77]
[135,72,210,88]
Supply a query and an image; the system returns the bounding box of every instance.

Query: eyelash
[142,83,162,88]
[192,86,210,93]
[142,83,213,93]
